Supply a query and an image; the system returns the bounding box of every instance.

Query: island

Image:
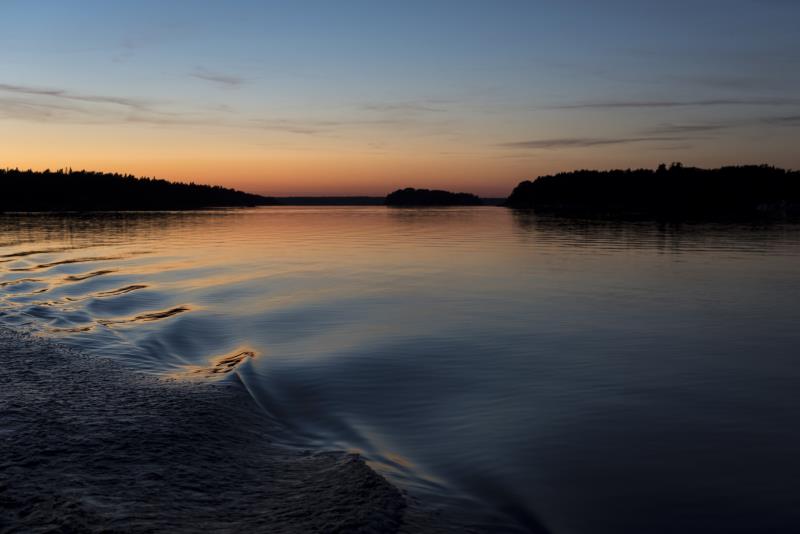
[0,168,280,211]
[384,187,483,206]
[504,164,800,218]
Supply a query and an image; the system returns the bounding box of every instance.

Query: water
[2,207,800,533]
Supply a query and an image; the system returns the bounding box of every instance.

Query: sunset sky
[2,0,799,196]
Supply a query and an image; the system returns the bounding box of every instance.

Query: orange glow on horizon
[3,116,796,198]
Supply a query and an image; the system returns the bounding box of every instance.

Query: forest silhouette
[0,168,279,211]
[504,164,800,218]
[385,188,483,206]
[4,165,800,216]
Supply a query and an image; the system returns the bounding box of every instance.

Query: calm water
[2,207,800,533]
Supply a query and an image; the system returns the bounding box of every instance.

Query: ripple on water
[9,256,124,272]
[94,284,148,297]
[63,269,117,282]
[0,246,83,258]
[0,278,41,288]
[51,325,95,333]
[3,209,800,534]
[176,348,257,379]
[97,305,192,326]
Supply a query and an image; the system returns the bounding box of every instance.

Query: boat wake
[0,328,462,533]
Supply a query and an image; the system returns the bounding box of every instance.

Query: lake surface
[2,207,800,533]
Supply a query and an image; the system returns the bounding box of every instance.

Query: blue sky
[1,0,798,195]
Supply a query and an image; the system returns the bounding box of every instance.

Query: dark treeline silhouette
[0,168,279,211]
[504,164,800,218]
[385,188,483,206]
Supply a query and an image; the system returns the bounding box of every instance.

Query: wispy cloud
[763,114,800,126]
[361,101,448,113]
[0,99,79,122]
[646,115,800,134]
[247,115,450,136]
[498,112,800,152]
[674,75,784,91]
[548,97,800,110]
[643,123,729,135]
[190,67,245,87]
[0,83,151,110]
[246,118,345,135]
[498,136,688,149]
[0,82,204,129]
[0,81,440,137]
[0,83,372,135]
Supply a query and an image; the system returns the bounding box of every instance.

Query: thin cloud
[246,116,436,135]
[246,118,344,135]
[0,83,151,110]
[499,114,800,152]
[763,114,800,126]
[362,101,447,113]
[121,112,219,127]
[643,123,729,135]
[646,115,800,135]
[0,98,212,128]
[190,68,245,87]
[647,116,800,134]
[0,82,442,138]
[0,82,196,127]
[548,97,800,110]
[0,83,372,135]
[0,99,75,121]
[499,136,688,149]
[0,82,228,129]
[674,75,783,91]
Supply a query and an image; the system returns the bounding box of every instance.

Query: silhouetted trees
[385,188,483,206]
[504,164,800,218]
[0,168,280,212]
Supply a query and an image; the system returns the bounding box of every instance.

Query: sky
[1,0,799,196]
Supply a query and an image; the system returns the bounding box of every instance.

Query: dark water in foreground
[1,207,800,533]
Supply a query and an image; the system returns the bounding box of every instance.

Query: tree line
[385,188,484,206]
[0,168,279,211]
[504,164,800,218]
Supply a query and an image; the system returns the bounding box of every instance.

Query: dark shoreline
[503,164,800,218]
[0,326,465,533]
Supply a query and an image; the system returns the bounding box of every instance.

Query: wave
[0,247,80,259]
[0,327,425,533]
[94,284,148,297]
[9,256,123,272]
[51,325,95,333]
[0,278,41,288]
[179,348,257,378]
[64,269,117,282]
[98,306,191,326]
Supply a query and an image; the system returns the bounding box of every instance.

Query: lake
[1,207,799,533]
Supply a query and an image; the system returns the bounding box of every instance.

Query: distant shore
[0,326,461,533]
[0,169,279,211]
[504,164,800,218]
[385,188,485,207]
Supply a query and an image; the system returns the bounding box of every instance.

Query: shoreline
[0,326,461,533]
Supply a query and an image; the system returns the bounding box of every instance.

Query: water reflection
[2,208,800,533]
[511,210,800,255]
